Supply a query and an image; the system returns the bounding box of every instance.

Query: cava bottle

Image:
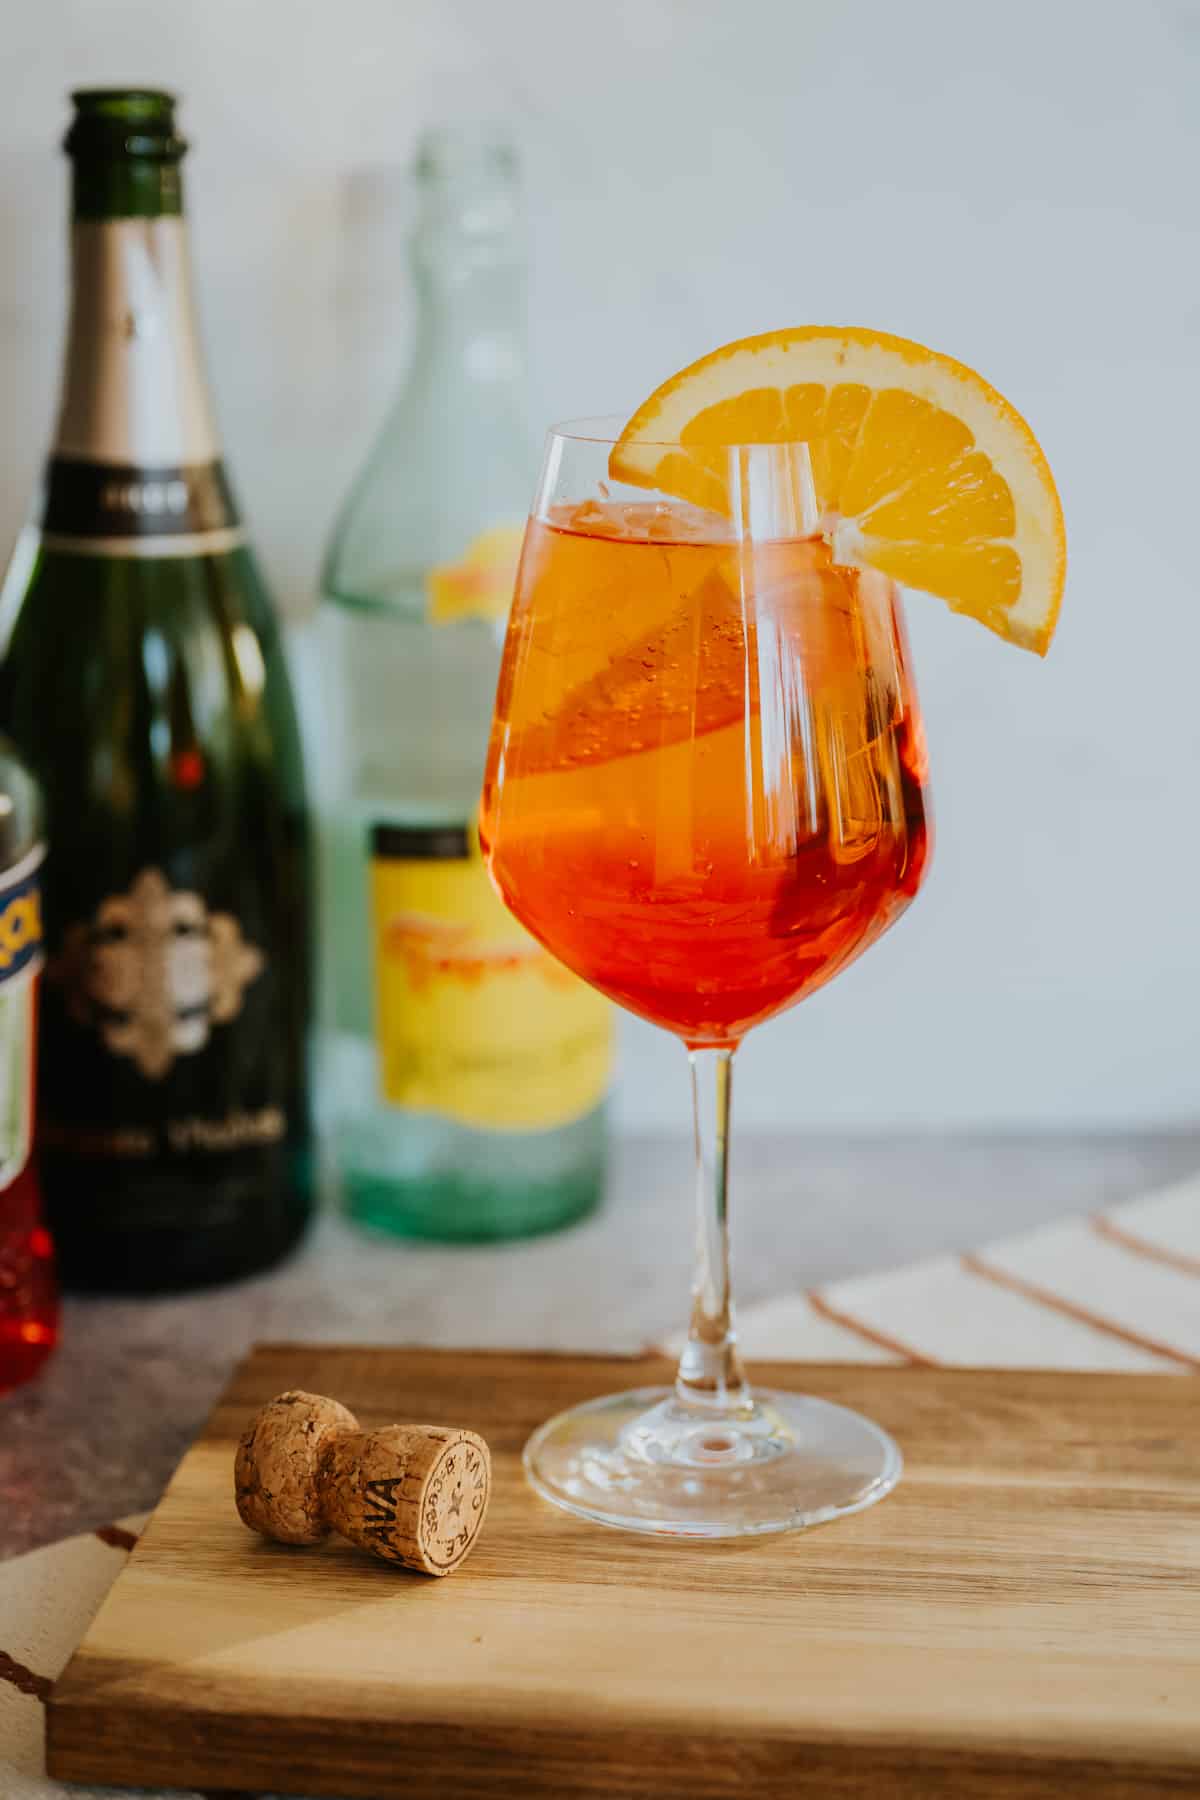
[0,90,312,1290]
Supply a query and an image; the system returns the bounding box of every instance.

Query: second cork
[235,1390,491,1576]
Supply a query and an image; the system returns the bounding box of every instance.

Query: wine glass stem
[676,1046,751,1413]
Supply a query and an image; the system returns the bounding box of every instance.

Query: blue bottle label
[0,845,44,1190]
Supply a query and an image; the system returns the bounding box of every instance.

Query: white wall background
[3,0,1199,1132]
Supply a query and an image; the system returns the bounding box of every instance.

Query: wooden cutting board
[47,1345,1199,1798]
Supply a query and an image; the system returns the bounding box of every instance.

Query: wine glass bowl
[484,500,928,1045]
[480,424,931,1535]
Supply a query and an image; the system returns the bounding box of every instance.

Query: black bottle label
[46,867,269,1090]
[40,457,245,557]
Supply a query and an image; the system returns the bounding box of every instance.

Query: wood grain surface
[46,1345,1200,1798]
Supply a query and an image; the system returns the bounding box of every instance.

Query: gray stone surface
[2,1128,1196,1559]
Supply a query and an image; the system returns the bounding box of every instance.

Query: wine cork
[234,1390,491,1576]
[235,1391,359,1545]
[320,1424,491,1576]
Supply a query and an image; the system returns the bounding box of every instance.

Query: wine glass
[480,422,931,1536]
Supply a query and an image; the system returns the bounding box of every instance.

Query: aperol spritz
[481,431,930,1536]
[480,317,1064,1539]
[483,502,929,1047]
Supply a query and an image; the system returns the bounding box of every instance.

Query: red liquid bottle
[0,740,57,1391]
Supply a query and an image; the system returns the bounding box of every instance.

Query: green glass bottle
[0,91,312,1290]
[313,128,611,1240]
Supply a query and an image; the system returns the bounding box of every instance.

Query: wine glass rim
[549,415,816,452]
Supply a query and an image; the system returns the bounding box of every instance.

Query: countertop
[3,1128,1197,1560]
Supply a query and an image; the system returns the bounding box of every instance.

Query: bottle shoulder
[0,736,43,868]
[0,544,305,800]
[3,538,281,631]
[323,378,537,615]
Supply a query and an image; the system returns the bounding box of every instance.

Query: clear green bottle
[0,91,312,1290]
[316,127,611,1241]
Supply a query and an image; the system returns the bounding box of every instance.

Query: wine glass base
[523,1385,901,1538]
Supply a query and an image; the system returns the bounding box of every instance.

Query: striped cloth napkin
[728,1175,1199,1372]
[3,1172,1197,1800]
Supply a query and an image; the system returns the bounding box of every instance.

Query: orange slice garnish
[610,326,1066,653]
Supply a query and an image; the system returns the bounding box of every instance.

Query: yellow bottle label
[371,823,612,1131]
[426,524,526,625]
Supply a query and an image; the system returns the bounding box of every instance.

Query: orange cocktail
[479,324,1063,1540]
[482,502,929,1046]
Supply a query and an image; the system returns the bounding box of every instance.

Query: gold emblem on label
[48,868,265,1079]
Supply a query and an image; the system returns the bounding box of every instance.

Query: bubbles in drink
[482,501,929,1042]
